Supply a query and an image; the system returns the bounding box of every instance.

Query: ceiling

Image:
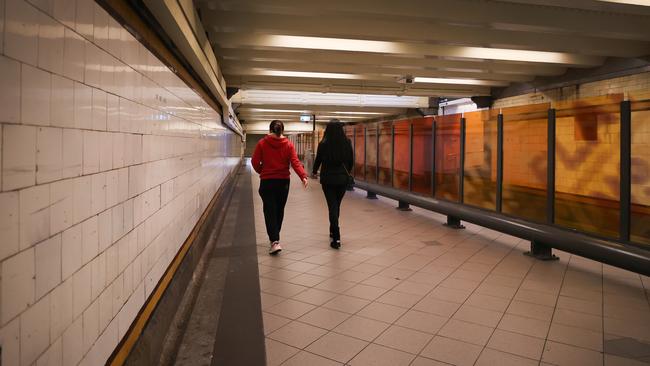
[193,0,650,127]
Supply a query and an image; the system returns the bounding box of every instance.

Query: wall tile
[36,336,62,366]
[98,286,111,331]
[0,56,21,123]
[52,0,75,28]
[62,316,83,366]
[0,318,20,366]
[74,0,93,41]
[20,294,50,366]
[0,0,4,53]
[112,132,125,168]
[105,243,118,284]
[72,262,91,318]
[36,127,63,184]
[37,12,64,75]
[111,273,124,316]
[49,178,73,234]
[81,215,99,265]
[111,203,124,243]
[98,208,111,252]
[84,42,102,88]
[72,175,92,224]
[123,198,134,233]
[106,94,119,131]
[21,63,51,126]
[91,172,106,215]
[74,82,92,129]
[61,223,81,280]
[5,0,39,65]
[92,3,108,49]
[117,167,128,202]
[35,234,62,299]
[19,184,50,250]
[2,124,36,190]
[105,169,118,208]
[1,248,35,323]
[83,130,99,174]
[82,298,99,354]
[51,75,74,128]
[92,89,107,131]
[63,28,85,82]
[49,277,72,340]
[0,192,20,261]
[99,132,113,171]
[62,128,82,178]
[91,252,106,300]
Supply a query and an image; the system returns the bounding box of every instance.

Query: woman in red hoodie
[252,120,309,254]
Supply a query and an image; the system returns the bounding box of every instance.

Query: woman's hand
[302,177,309,188]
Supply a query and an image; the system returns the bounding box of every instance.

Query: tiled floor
[252,172,650,366]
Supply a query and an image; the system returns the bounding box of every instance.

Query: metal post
[397,201,412,211]
[432,120,436,197]
[524,241,559,261]
[391,124,395,188]
[547,109,556,224]
[620,100,631,242]
[496,114,504,213]
[376,124,380,184]
[408,123,414,192]
[363,126,367,181]
[445,215,465,229]
[366,191,378,199]
[347,126,355,191]
[459,117,466,203]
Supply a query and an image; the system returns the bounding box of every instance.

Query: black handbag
[343,164,355,186]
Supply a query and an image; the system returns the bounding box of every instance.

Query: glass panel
[354,124,365,179]
[463,110,497,210]
[555,95,622,238]
[366,124,378,183]
[502,103,549,222]
[412,117,433,195]
[378,122,392,186]
[393,120,410,190]
[435,114,462,201]
[631,93,650,245]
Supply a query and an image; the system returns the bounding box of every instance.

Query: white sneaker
[269,241,282,255]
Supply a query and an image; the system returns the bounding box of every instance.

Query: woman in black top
[312,120,354,249]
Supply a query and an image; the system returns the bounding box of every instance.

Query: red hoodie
[252,135,307,180]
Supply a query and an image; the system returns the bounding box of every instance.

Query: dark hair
[269,120,284,136]
[320,119,351,163]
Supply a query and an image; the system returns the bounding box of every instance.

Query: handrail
[355,180,650,276]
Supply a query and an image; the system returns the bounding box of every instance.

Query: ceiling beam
[210,32,605,67]
[209,0,650,41]
[202,10,650,57]
[220,60,535,83]
[216,48,568,76]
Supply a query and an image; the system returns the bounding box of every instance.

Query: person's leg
[274,180,290,237]
[322,185,339,241]
[332,184,347,241]
[258,180,279,243]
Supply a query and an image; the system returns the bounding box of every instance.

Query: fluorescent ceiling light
[248,108,308,113]
[260,35,593,65]
[597,0,650,5]
[331,111,385,115]
[414,77,507,86]
[258,69,361,80]
[267,35,399,53]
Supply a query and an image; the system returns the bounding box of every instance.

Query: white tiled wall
[0,0,242,365]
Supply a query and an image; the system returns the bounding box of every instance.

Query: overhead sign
[300,114,313,122]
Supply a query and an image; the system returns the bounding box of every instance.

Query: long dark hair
[269,120,284,136]
[321,119,351,163]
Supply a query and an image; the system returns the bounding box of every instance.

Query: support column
[524,241,559,261]
[396,201,412,211]
[366,191,378,199]
[444,215,465,229]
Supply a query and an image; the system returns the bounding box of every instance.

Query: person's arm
[288,142,308,181]
[312,143,323,176]
[251,140,263,174]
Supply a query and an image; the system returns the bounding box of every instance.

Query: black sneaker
[330,240,341,249]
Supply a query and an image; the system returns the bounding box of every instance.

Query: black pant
[259,179,290,242]
[322,184,347,241]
